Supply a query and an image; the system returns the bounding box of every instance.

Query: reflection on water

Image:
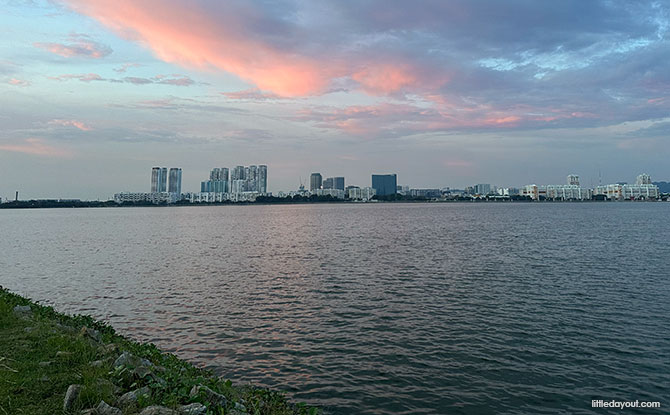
[1,203,669,414]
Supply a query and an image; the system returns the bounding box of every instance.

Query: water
[1,203,668,414]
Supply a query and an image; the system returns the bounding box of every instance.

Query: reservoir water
[1,203,668,414]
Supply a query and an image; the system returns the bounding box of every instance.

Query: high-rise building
[474,184,492,195]
[151,167,168,192]
[168,168,182,195]
[372,174,397,196]
[231,166,245,181]
[636,173,652,185]
[259,165,268,193]
[310,173,322,191]
[567,174,580,186]
[322,177,334,189]
[333,177,345,190]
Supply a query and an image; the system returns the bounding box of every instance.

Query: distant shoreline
[0,197,666,209]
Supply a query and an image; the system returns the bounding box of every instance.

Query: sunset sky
[1,0,669,199]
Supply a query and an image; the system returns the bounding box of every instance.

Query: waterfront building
[259,165,268,193]
[315,189,345,199]
[372,174,397,196]
[323,177,334,189]
[567,174,580,186]
[594,174,659,200]
[474,184,492,196]
[520,184,541,200]
[168,168,182,195]
[545,185,592,200]
[636,173,652,185]
[333,177,345,190]
[409,189,442,198]
[114,192,174,204]
[151,167,167,192]
[231,166,245,181]
[347,186,376,201]
[310,173,322,191]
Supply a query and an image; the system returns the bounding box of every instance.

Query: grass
[0,286,318,415]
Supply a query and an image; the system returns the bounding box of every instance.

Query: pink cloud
[61,1,446,97]
[8,78,30,87]
[48,119,92,131]
[0,138,72,157]
[34,35,112,59]
[61,1,331,96]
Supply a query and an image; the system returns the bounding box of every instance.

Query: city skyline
[2,1,670,200]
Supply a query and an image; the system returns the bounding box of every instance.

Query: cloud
[221,88,283,101]
[113,63,141,73]
[34,34,112,58]
[48,73,195,86]
[49,0,670,137]
[0,138,72,157]
[48,119,92,131]
[8,78,31,87]
[49,73,105,82]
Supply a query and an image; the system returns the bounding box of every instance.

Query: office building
[168,168,182,195]
[567,174,580,186]
[323,177,334,189]
[372,174,397,196]
[333,177,345,190]
[310,173,322,191]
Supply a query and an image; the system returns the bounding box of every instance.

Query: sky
[1,0,669,199]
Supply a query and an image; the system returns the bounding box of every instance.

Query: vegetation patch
[0,286,318,415]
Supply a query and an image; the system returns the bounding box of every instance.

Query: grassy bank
[0,287,318,415]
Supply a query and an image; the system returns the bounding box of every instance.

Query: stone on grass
[63,384,82,412]
[13,305,31,318]
[56,351,73,358]
[117,386,151,409]
[39,361,52,367]
[96,400,122,415]
[189,385,227,408]
[100,343,118,355]
[139,405,180,415]
[113,351,154,369]
[179,403,207,415]
[80,326,102,342]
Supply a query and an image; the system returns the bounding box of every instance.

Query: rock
[63,384,82,412]
[39,361,52,367]
[189,385,227,408]
[56,351,73,358]
[80,326,102,343]
[90,359,105,368]
[234,401,247,412]
[100,343,118,355]
[117,386,151,409]
[24,327,34,333]
[139,406,180,415]
[96,400,122,415]
[79,410,95,415]
[13,305,31,318]
[179,403,207,415]
[95,378,121,395]
[113,352,153,369]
